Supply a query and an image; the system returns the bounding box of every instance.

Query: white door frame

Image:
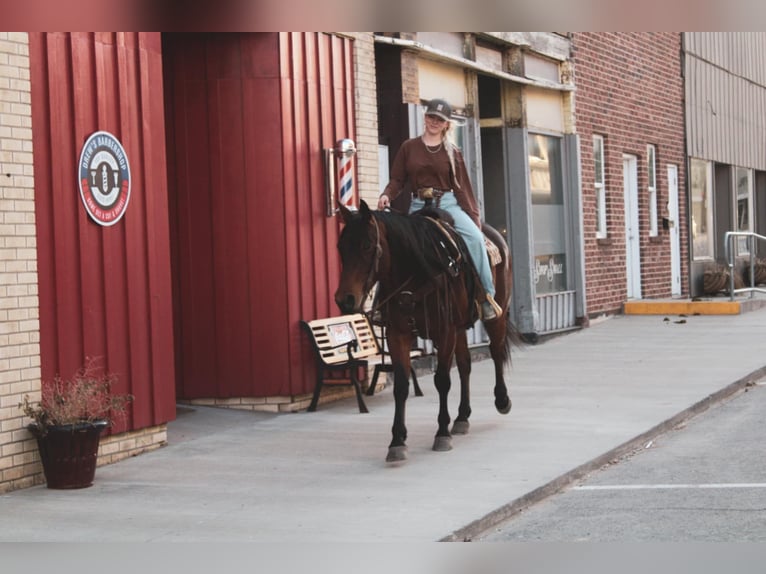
[623,155,641,299]
[667,164,682,296]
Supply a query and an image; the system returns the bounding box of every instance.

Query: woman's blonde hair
[440,122,460,189]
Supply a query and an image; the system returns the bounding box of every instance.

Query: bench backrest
[302,313,380,366]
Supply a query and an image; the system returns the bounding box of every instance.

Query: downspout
[680,33,693,298]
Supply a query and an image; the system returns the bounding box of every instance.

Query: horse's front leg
[451,329,471,435]
[386,329,413,463]
[432,331,456,452]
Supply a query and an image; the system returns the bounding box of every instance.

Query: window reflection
[691,158,712,260]
[529,134,567,294]
[736,167,751,254]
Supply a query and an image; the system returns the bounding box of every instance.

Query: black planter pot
[28,421,108,489]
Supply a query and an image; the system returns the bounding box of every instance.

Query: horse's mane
[372,210,459,284]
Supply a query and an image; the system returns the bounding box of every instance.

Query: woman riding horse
[377,98,503,322]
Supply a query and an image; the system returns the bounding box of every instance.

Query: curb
[440,364,766,542]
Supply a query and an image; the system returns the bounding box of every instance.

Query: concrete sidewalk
[1,309,765,542]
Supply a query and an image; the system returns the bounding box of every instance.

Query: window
[593,135,606,238]
[529,133,567,294]
[691,158,713,260]
[736,167,753,255]
[647,145,658,237]
[450,116,466,150]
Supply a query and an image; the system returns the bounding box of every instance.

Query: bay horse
[335,200,517,463]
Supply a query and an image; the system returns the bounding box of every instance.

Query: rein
[366,214,416,316]
[365,215,383,293]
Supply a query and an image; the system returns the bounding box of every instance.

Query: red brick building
[571,33,688,316]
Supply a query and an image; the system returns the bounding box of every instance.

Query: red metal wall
[164,32,355,399]
[30,33,177,433]
[280,33,356,396]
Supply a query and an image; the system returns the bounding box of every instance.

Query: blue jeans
[410,193,495,297]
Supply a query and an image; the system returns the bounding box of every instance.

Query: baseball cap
[424,98,452,121]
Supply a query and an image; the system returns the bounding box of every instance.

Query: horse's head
[335,200,383,314]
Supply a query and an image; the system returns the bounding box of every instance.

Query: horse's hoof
[432,436,453,452]
[451,420,470,434]
[386,446,408,463]
[496,397,512,415]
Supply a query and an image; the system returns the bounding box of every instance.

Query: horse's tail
[501,312,525,366]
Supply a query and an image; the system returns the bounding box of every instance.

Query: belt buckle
[420,187,434,200]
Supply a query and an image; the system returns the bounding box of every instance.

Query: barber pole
[334,138,356,211]
[338,153,354,209]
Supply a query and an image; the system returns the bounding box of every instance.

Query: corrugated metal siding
[536,291,576,333]
[685,32,766,170]
[165,33,354,399]
[30,33,176,432]
[686,32,766,85]
[281,32,356,396]
[164,33,294,399]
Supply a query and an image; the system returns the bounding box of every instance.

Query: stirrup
[481,294,503,321]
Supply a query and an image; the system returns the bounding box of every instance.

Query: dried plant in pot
[19,358,133,489]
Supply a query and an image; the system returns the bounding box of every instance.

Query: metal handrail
[723,231,766,301]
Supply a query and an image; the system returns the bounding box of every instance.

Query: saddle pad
[484,236,502,266]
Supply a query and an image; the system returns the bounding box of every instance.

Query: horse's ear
[338,203,355,223]
[359,200,371,220]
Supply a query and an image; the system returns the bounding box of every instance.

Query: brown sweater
[382,137,481,227]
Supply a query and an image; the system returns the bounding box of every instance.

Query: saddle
[415,206,502,268]
[415,207,463,278]
[370,207,482,333]
[420,208,482,324]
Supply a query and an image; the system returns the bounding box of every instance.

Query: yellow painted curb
[623,301,741,315]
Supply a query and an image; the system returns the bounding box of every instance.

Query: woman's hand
[377,194,390,210]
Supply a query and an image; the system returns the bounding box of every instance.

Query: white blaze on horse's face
[335,202,377,314]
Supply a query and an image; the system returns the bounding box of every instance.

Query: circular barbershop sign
[78,131,131,226]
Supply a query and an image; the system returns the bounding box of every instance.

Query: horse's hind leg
[485,315,512,414]
[451,329,471,435]
[432,331,456,452]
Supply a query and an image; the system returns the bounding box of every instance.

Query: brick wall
[401,49,420,106]
[347,33,380,208]
[571,33,688,316]
[0,32,41,492]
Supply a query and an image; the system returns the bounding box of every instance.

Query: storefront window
[450,118,465,149]
[529,133,567,294]
[736,167,752,255]
[691,158,713,260]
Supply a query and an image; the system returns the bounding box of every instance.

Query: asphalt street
[481,380,766,541]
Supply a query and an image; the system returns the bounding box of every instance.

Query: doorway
[623,154,641,299]
[667,164,681,296]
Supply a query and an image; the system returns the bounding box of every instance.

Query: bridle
[364,213,416,317]
[363,214,382,295]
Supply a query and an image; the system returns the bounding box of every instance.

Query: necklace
[422,136,443,154]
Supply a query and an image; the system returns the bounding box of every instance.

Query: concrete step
[624,292,766,315]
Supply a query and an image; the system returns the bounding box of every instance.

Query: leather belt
[415,187,452,201]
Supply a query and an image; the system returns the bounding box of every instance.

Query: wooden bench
[366,323,424,398]
[301,313,423,413]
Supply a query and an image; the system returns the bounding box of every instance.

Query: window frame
[735,166,753,256]
[593,134,607,239]
[690,158,714,261]
[647,144,658,237]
